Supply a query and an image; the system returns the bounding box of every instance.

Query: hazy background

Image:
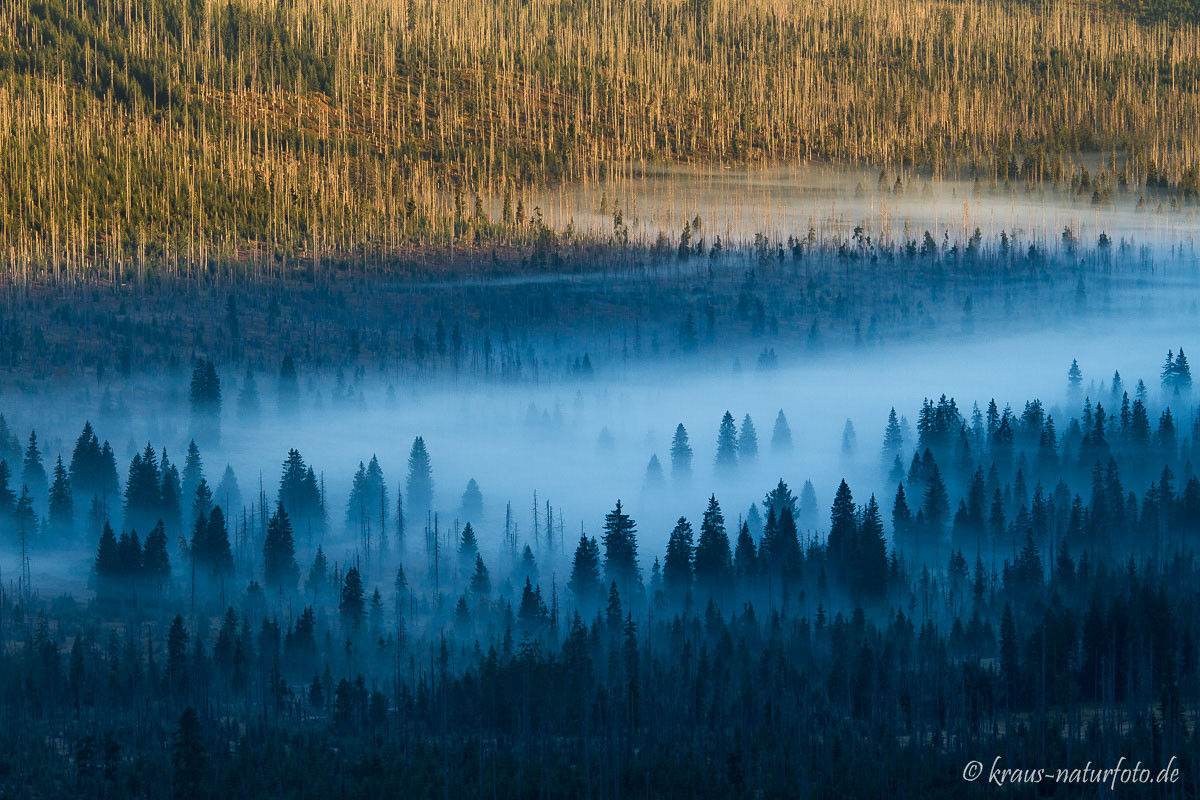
[520,163,1200,255]
[6,165,1200,596]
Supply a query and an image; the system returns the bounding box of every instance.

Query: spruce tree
[369,589,384,634]
[771,505,802,581]
[181,441,204,508]
[1067,359,1083,405]
[601,500,640,594]
[166,615,189,693]
[568,534,603,607]
[206,507,234,577]
[279,449,322,528]
[214,608,239,677]
[518,577,548,632]
[0,460,17,518]
[172,707,208,800]
[770,410,793,453]
[15,482,36,538]
[693,495,732,594]
[99,442,120,510]
[763,479,799,521]
[340,566,366,629]
[278,355,300,414]
[1162,350,1177,393]
[922,462,950,535]
[470,555,491,597]
[662,516,694,603]
[22,430,46,502]
[124,444,161,536]
[643,455,665,490]
[460,478,483,520]
[263,503,298,593]
[738,415,758,461]
[760,506,779,571]
[191,478,213,528]
[828,480,856,568]
[216,465,241,514]
[882,408,904,465]
[800,480,818,527]
[347,456,388,551]
[301,467,323,531]
[189,510,209,572]
[69,421,103,503]
[892,483,912,544]
[48,456,73,537]
[715,411,738,472]
[406,436,434,518]
[306,546,328,599]
[858,495,888,597]
[155,457,180,537]
[142,521,171,589]
[606,582,623,634]
[670,423,693,481]
[238,368,261,423]
[117,530,142,578]
[746,503,763,540]
[94,521,120,587]
[1176,348,1193,392]
[733,521,757,584]
[188,359,221,442]
[458,522,479,568]
[346,460,368,529]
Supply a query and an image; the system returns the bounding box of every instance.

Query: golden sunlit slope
[1,0,1198,278]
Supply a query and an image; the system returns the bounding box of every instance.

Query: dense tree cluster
[5,346,1200,795]
[0,231,1157,405]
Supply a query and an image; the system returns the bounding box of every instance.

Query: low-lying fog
[521,163,1200,255]
[7,163,1200,598]
[9,289,1199,596]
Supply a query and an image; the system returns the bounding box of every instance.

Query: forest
[1,0,1200,277]
[0,227,1194,796]
[5,0,1200,796]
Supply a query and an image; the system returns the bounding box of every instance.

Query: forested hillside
[1,0,1198,276]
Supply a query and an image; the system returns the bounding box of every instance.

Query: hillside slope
[1,0,1198,277]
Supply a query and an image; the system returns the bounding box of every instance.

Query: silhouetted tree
[694,495,732,595]
[568,533,604,608]
[738,415,758,461]
[340,566,365,630]
[663,517,694,604]
[263,503,298,593]
[406,437,434,519]
[771,410,793,453]
[670,423,693,481]
[188,359,221,442]
[602,500,640,595]
[278,355,300,413]
[461,478,483,520]
[172,707,208,800]
[22,430,46,503]
[47,456,73,537]
[715,411,738,472]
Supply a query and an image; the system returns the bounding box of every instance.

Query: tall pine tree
[602,500,640,595]
[263,502,298,592]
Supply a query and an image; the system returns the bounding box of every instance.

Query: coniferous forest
[5,2,1200,800]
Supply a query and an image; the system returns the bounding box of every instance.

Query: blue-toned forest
[5,0,1200,796]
